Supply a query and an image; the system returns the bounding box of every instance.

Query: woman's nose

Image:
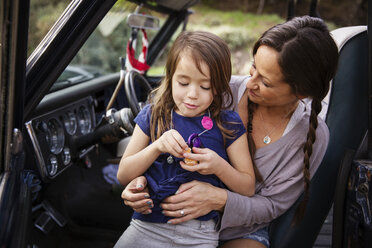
[246,77,259,90]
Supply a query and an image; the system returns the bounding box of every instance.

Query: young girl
[115,31,255,248]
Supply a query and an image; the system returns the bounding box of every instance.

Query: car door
[0,0,32,247]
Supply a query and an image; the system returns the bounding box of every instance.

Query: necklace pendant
[263,136,271,144]
[167,155,174,164]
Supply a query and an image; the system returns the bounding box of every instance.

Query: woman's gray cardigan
[218,76,329,240]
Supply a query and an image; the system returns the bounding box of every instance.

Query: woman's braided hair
[249,16,339,223]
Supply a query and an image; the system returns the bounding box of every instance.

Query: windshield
[63,2,167,92]
[70,3,164,75]
[29,0,169,93]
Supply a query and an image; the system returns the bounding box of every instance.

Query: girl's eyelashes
[178,81,210,90]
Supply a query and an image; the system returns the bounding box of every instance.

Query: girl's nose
[187,86,198,98]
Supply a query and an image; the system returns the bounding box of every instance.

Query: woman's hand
[160,180,228,224]
[121,176,153,214]
[180,147,225,176]
[154,129,188,158]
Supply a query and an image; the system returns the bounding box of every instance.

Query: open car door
[0,0,32,247]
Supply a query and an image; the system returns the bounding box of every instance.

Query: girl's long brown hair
[249,16,339,223]
[149,31,235,143]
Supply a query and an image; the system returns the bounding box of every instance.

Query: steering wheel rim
[124,70,152,116]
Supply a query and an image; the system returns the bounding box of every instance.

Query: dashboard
[24,72,149,182]
[26,96,96,181]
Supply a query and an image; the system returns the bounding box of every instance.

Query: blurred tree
[257,0,265,14]
[28,0,70,56]
[201,0,367,26]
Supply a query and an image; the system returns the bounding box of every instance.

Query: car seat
[269,26,369,248]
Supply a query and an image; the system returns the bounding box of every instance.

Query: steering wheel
[124,70,152,116]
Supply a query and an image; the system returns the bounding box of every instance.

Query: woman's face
[246,45,298,108]
[172,51,213,117]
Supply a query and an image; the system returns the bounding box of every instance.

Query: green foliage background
[29,0,358,75]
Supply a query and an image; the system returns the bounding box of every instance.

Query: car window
[28,0,70,56]
[28,0,170,93]
[60,2,167,91]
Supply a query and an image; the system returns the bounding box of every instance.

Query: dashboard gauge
[36,120,48,133]
[62,111,77,135]
[47,155,58,177]
[62,147,71,165]
[46,118,65,154]
[77,106,92,135]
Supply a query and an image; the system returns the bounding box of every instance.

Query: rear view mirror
[127,13,160,30]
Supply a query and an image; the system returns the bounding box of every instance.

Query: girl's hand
[155,129,188,158]
[180,147,225,176]
[121,176,153,214]
[160,180,227,224]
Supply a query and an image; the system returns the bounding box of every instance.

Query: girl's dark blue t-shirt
[132,104,246,223]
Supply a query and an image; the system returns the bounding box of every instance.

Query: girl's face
[172,51,213,117]
[246,45,299,108]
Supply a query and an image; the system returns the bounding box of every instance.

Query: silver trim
[26,120,48,180]
[11,128,23,155]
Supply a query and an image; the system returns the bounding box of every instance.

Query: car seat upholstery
[269,26,368,248]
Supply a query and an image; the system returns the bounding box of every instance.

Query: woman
[120,16,339,248]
